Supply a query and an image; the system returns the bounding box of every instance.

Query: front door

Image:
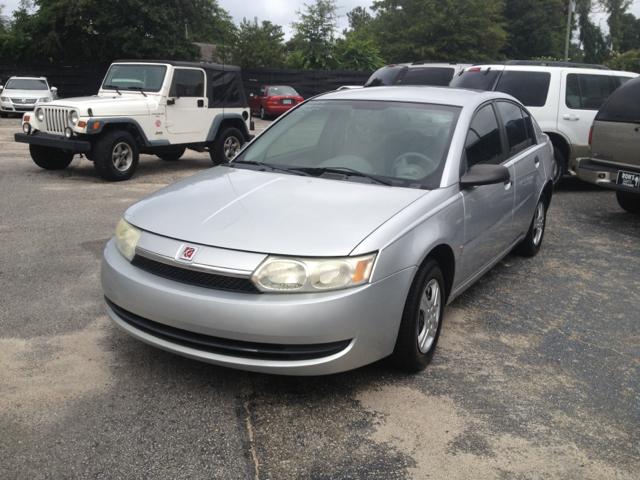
[166,68,207,135]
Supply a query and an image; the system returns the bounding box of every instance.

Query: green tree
[290,0,340,69]
[501,0,566,60]
[347,6,373,32]
[229,17,286,68]
[617,12,640,52]
[370,0,507,63]
[0,4,10,34]
[597,0,633,51]
[575,0,609,64]
[607,48,640,71]
[333,33,386,70]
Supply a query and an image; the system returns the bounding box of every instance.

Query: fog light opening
[598,173,606,179]
[64,127,73,139]
[22,122,31,135]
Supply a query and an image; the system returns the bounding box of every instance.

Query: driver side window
[464,104,503,167]
[169,69,204,97]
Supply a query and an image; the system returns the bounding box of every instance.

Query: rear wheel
[93,130,139,181]
[616,191,640,214]
[391,259,445,372]
[156,147,186,161]
[515,194,547,257]
[29,144,74,170]
[552,147,565,187]
[209,127,244,165]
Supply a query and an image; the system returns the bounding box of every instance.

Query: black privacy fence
[0,62,373,100]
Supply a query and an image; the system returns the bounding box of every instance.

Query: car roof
[113,60,241,72]
[466,63,635,76]
[8,76,47,80]
[316,85,512,108]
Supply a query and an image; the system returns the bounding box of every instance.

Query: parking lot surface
[1,116,639,479]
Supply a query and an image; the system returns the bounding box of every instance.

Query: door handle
[197,99,204,108]
[534,156,540,167]
[562,114,580,121]
[504,179,512,190]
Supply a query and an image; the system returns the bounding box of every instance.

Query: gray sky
[2,0,640,42]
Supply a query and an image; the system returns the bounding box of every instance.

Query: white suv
[0,76,57,117]
[450,61,638,185]
[16,61,253,181]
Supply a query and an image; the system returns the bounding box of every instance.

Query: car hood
[48,95,152,116]
[125,167,429,257]
[2,89,49,98]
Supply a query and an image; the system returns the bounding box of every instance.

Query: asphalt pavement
[1,116,638,479]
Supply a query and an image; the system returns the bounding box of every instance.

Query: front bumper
[1,103,36,113]
[575,157,640,194]
[15,132,91,152]
[101,239,415,375]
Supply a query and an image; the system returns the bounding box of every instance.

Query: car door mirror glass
[460,164,511,188]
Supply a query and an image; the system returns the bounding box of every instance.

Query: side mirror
[51,87,57,92]
[249,93,255,97]
[460,164,511,188]
[0,85,3,91]
[167,98,176,105]
[175,83,186,98]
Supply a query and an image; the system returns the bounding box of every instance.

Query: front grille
[106,297,352,361]
[131,255,261,294]
[43,107,70,134]
[11,98,37,104]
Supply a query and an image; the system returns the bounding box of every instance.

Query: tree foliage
[575,0,609,64]
[597,0,633,51]
[607,48,640,71]
[333,33,386,71]
[346,6,373,32]
[370,0,508,63]
[290,0,340,69]
[229,17,285,68]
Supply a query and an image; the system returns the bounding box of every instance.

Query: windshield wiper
[126,87,147,97]
[104,84,122,95]
[230,160,312,177]
[310,167,393,186]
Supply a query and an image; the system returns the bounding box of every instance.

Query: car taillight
[468,67,481,72]
[588,126,593,145]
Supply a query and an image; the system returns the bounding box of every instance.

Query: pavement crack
[241,373,260,480]
[482,295,640,366]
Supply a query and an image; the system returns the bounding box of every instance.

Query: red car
[248,85,304,120]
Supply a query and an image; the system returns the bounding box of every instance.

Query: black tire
[260,106,268,120]
[552,147,566,187]
[156,147,186,161]
[0,112,8,118]
[391,259,445,372]
[515,194,547,257]
[93,130,139,181]
[29,144,74,170]
[209,127,245,165]
[616,191,640,214]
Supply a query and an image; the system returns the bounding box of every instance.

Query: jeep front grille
[43,108,70,134]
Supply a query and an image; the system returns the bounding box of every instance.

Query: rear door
[557,71,617,162]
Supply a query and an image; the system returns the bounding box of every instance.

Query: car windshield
[233,100,461,189]
[5,79,48,90]
[267,86,298,96]
[102,64,167,92]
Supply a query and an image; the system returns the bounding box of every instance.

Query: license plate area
[281,99,293,105]
[617,170,640,189]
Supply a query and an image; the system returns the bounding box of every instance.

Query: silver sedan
[101,86,554,375]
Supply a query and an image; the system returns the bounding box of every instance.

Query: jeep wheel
[552,147,565,187]
[156,148,186,161]
[94,131,139,181]
[616,191,640,214]
[210,127,244,165]
[29,144,75,170]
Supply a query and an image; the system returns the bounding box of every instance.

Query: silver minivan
[576,76,640,214]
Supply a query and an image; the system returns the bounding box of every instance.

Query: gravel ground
[1,115,638,479]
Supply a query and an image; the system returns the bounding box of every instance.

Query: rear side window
[565,74,616,110]
[465,104,503,167]
[402,68,455,86]
[449,69,502,90]
[496,101,532,157]
[596,77,640,123]
[365,65,406,87]
[495,71,551,107]
[211,72,240,107]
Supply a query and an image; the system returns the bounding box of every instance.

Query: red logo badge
[178,245,198,261]
[155,120,161,127]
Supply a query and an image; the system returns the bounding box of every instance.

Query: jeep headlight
[252,253,376,293]
[68,110,79,125]
[115,218,142,262]
[36,108,44,122]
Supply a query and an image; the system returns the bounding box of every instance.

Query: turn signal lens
[24,115,30,122]
[78,121,87,128]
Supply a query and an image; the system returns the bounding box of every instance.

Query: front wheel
[93,131,139,181]
[515,194,547,257]
[260,106,267,120]
[391,259,445,372]
[209,127,245,165]
[29,144,74,170]
[616,191,640,214]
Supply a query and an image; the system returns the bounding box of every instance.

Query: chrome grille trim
[43,107,70,134]
[10,98,37,104]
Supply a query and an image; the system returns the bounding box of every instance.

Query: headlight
[0,96,9,102]
[36,108,44,122]
[38,97,50,103]
[252,253,376,293]
[68,110,79,125]
[115,218,142,262]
